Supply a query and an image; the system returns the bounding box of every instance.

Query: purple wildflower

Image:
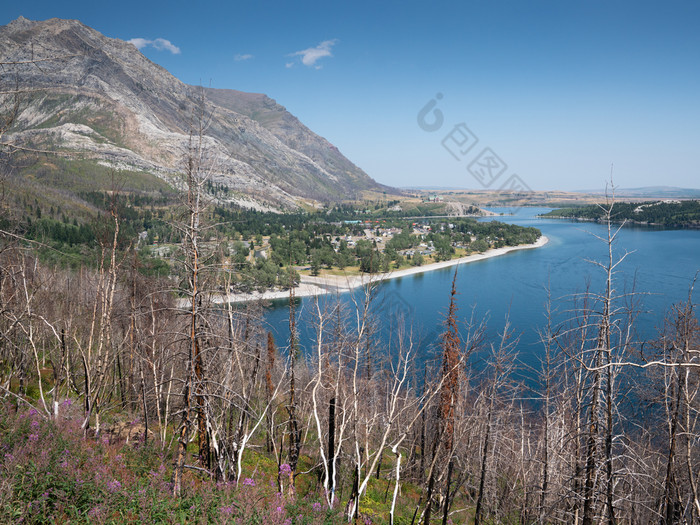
[87,506,104,520]
[106,479,122,493]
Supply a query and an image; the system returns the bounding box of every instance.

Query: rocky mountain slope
[0,17,384,210]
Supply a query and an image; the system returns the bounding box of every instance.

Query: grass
[20,158,174,195]
[3,157,176,232]
[30,93,128,149]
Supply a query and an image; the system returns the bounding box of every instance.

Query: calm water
[262,207,700,372]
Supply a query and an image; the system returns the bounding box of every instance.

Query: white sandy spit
[215,235,549,304]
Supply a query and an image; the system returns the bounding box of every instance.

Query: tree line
[543,200,700,228]
[6,177,540,293]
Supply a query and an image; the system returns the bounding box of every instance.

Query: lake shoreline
[217,235,549,304]
[542,215,700,229]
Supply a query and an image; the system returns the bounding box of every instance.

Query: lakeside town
[142,211,542,297]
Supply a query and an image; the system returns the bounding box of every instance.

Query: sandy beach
[216,235,549,304]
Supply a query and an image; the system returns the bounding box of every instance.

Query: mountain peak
[4,16,91,36]
[5,15,35,30]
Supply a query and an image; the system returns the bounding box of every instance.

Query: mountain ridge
[0,16,386,210]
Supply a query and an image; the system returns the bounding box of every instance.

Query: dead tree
[172,88,214,496]
[286,283,301,496]
[474,319,519,525]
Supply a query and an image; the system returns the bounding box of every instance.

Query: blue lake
[261,207,700,373]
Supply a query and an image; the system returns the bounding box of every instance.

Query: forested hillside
[543,199,700,227]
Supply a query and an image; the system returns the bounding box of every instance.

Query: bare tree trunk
[583,363,601,525]
[172,367,192,496]
[287,285,300,495]
[438,271,460,519]
[683,366,700,519]
[328,395,336,494]
[266,331,276,454]
[128,257,138,412]
[474,400,493,525]
[662,368,681,524]
[140,361,149,446]
[539,293,555,522]
[194,336,210,472]
[390,444,403,525]
[441,458,454,525]
[423,464,436,525]
[419,378,426,485]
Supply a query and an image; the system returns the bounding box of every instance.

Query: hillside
[0,17,385,211]
[543,199,700,228]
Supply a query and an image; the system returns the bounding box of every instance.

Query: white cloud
[128,38,150,50]
[285,62,294,69]
[152,38,181,54]
[128,37,181,55]
[288,39,338,68]
[234,53,254,61]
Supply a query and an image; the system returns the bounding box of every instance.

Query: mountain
[0,17,385,210]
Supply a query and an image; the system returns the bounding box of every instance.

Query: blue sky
[3,1,699,191]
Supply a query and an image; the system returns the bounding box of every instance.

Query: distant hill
[574,186,700,200]
[543,200,700,228]
[0,17,387,211]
